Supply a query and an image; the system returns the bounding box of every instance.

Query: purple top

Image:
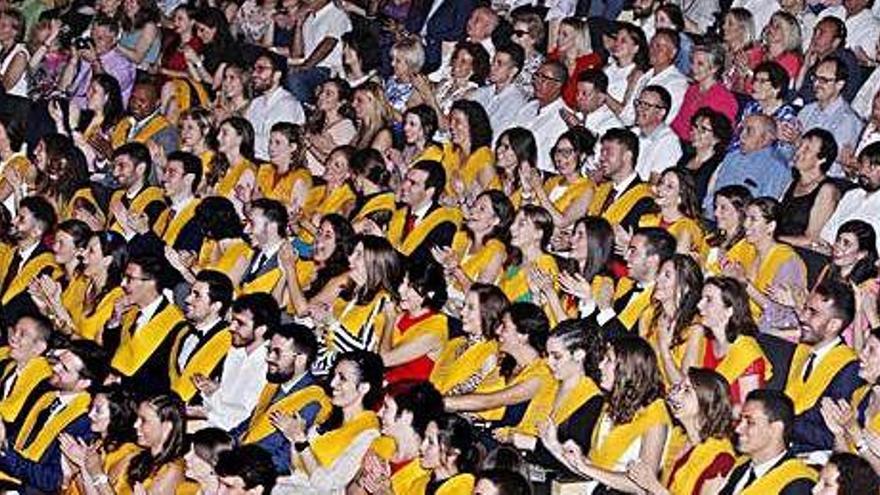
[70,48,136,109]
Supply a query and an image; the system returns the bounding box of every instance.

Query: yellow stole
[750,243,803,319]
[589,399,671,470]
[310,411,380,468]
[435,473,476,495]
[1,251,60,304]
[638,306,693,384]
[199,151,215,177]
[257,164,311,203]
[389,458,430,495]
[387,207,463,256]
[785,343,857,415]
[197,238,253,274]
[111,302,186,377]
[108,187,167,235]
[62,275,90,325]
[64,187,103,223]
[413,144,444,164]
[110,115,173,149]
[353,192,397,222]
[705,239,757,277]
[240,267,283,296]
[544,175,594,213]
[14,391,91,460]
[162,198,201,247]
[451,233,506,283]
[713,335,773,385]
[639,215,708,258]
[662,436,734,494]
[589,181,653,225]
[613,278,655,330]
[499,359,558,436]
[311,182,356,216]
[0,357,52,423]
[330,292,389,348]
[740,458,818,495]
[168,78,209,115]
[441,143,494,195]
[215,159,256,197]
[551,376,602,426]
[392,312,448,349]
[76,287,125,342]
[499,253,559,303]
[66,443,141,495]
[852,385,880,435]
[430,338,505,420]
[169,327,232,401]
[243,382,332,444]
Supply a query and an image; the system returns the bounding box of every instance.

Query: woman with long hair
[442,99,495,203]
[721,8,758,94]
[211,63,251,123]
[445,302,556,440]
[311,235,402,375]
[639,168,706,257]
[349,149,396,236]
[429,283,508,419]
[526,127,595,230]
[50,74,125,169]
[494,127,537,208]
[560,335,670,494]
[550,17,602,108]
[27,134,98,224]
[186,7,241,90]
[679,108,732,207]
[158,5,207,123]
[60,388,140,495]
[255,123,310,211]
[210,116,257,202]
[705,185,756,277]
[831,221,879,350]
[418,414,480,493]
[304,78,357,174]
[117,0,161,70]
[351,82,394,151]
[497,206,559,313]
[398,105,443,169]
[189,197,252,286]
[628,368,736,495]
[603,22,648,115]
[0,9,28,97]
[303,145,358,234]
[681,277,771,408]
[178,107,214,183]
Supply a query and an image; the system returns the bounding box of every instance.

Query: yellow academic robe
[161,198,202,247]
[242,380,332,444]
[441,142,495,197]
[543,175,595,214]
[107,186,168,236]
[496,359,558,437]
[785,343,857,415]
[450,233,506,285]
[257,164,311,203]
[589,180,653,226]
[215,159,256,197]
[429,338,506,421]
[739,458,818,495]
[589,399,671,471]
[74,287,125,342]
[0,355,52,424]
[387,206,463,256]
[110,114,174,149]
[0,249,61,305]
[111,301,187,379]
[168,324,233,402]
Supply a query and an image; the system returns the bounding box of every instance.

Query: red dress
[667,446,735,495]
[702,337,766,405]
[549,50,603,108]
[384,311,440,384]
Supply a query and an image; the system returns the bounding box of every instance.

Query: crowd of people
[4,0,880,493]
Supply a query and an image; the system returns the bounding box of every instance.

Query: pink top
[671,81,739,141]
[743,46,803,94]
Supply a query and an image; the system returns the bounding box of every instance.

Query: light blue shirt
[703,146,792,220]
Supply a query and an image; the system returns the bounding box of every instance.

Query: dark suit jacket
[529,395,603,476]
[421,0,480,73]
[719,453,815,495]
[404,204,457,266]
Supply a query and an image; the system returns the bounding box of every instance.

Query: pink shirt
[671,81,739,141]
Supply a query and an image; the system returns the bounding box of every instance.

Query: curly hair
[607,336,664,425]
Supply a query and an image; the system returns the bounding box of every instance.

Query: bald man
[702,114,792,219]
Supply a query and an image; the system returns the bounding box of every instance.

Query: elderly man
[703,114,792,219]
[512,60,572,173]
[621,28,688,125]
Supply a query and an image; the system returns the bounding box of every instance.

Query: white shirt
[635,123,682,180]
[17,241,39,265]
[135,295,165,332]
[821,187,880,253]
[470,83,527,136]
[302,1,351,74]
[0,44,28,98]
[246,86,305,161]
[622,65,689,126]
[604,61,636,103]
[856,122,880,155]
[846,9,880,54]
[275,428,380,495]
[585,104,624,137]
[177,316,221,372]
[513,97,571,173]
[205,342,269,430]
[732,450,788,495]
[804,337,841,380]
[852,66,880,120]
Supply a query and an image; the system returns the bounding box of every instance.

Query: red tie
[404,213,417,238]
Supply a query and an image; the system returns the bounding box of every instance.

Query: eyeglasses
[635,99,666,111]
[811,74,839,85]
[691,124,714,135]
[123,273,152,283]
[534,72,563,84]
[553,147,576,157]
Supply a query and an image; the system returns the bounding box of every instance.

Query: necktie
[802,353,817,382]
[743,466,757,489]
[599,186,617,215]
[404,212,417,238]
[251,251,267,275]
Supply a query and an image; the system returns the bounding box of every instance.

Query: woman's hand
[269,410,308,442]
[613,224,632,256]
[558,271,592,301]
[537,419,559,449]
[627,459,663,493]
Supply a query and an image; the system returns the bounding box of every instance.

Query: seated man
[105,143,168,241]
[0,340,108,493]
[720,389,817,494]
[632,85,682,181]
[215,445,278,495]
[784,280,861,454]
[0,315,53,430]
[233,323,331,474]
[240,199,289,300]
[110,80,179,155]
[588,128,656,232]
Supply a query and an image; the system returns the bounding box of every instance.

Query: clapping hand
[269,410,307,442]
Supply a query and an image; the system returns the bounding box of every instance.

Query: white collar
[750,449,788,479]
[281,372,308,394]
[613,172,639,194]
[138,295,165,322]
[170,194,195,212]
[195,315,223,334]
[411,200,433,222]
[18,241,40,263]
[810,336,842,364]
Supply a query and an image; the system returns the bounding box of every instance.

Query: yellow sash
[740,458,817,495]
[353,192,397,222]
[499,253,559,304]
[436,473,475,495]
[429,338,505,421]
[1,251,60,304]
[111,115,173,149]
[785,343,857,415]
[750,243,803,320]
[389,458,430,495]
[662,437,735,494]
[705,239,757,277]
[169,327,232,401]
[714,335,773,385]
[441,143,494,196]
[215,159,256,197]
[589,399,671,470]
[392,312,448,348]
[852,385,880,435]
[162,198,201,247]
[551,376,602,426]
[111,302,186,377]
[64,187,104,222]
[0,357,52,423]
[387,207,462,256]
[310,411,380,467]
[199,151,215,177]
[590,181,653,225]
[168,78,209,114]
[331,292,389,347]
[257,164,311,203]
[62,275,90,325]
[243,382,332,444]
[639,215,708,259]
[240,267,283,296]
[451,233,506,283]
[108,187,167,235]
[544,175,594,213]
[197,238,253,274]
[501,359,558,436]
[612,278,655,331]
[15,391,91,460]
[312,182,356,216]
[76,287,125,342]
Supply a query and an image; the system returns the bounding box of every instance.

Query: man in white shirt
[844,0,880,57]
[512,60,572,173]
[469,44,527,135]
[196,292,279,430]
[621,28,688,126]
[286,0,352,102]
[246,53,305,161]
[633,85,682,180]
[821,141,880,253]
[561,69,623,173]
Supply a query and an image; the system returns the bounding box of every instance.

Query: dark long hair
[687,368,734,441]
[33,134,89,208]
[128,394,186,484]
[99,387,138,452]
[305,214,355,299]
[652,254,703,348]
[571,216,613,281]
[835,220,879,285]
[704,277,758,343]
[322,351,385,431]
[710,185,752,249]
[86,231,128,315]
[607,336,664,425]
[463,190,514,246]
[208,116,255,188]
[469,283,509,340]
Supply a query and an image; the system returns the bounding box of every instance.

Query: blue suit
[790,356,862,454]
[422,0,479,73]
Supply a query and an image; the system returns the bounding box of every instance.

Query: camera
[73,37,92,50]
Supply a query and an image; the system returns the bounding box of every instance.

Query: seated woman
[384,37,426,114]
[526,127,595,231]
[397,105,443,170]
[0,9,29,98]
[279,214,354,317]
[349,149,395,236]
[186,8,242,92]
[432,190,512,301]
[442,100,495,203]
[256,122,311,208]
[419,42,489,118]
[211,63,251,123]
[730,197,806,334]
[812,453,880,494]
[429,283,508,419]
[279,351,385,493]
[494,128,537,208]
[731,61,798,157]
[745,11,803,90]
[312,236,401,375]
[187,197,252,286]
[177,427,232,495]
[177,107,215,183]
[683,277,772,408]
[679,108,732,208]
[444,302,556,439]
[300,146,357,239]
[642,254,704,385]
[628,368,736,495]
[29,220,91,324]
[158,5,204,122]
[117,0,162,71]
[498,205,559,306]
[704,185,756,277]
[559,335,670,494]
[830,221,879,349]
[381,262,449,384]
[209,117,257,205]
[59,388,140,495]
[639,169,707,258]
[549,17,602,108]
[418,414,479,493]
[519,320,604,480]
[304,78,357,174]
[351,82,394,152]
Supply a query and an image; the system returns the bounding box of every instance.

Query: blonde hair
[766,11,802,53]
[560,17,592,56]
[392,36,425,75]
[353,82,393,149]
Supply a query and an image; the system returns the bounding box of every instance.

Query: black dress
[776,179,835,237]
[677,151,724,209]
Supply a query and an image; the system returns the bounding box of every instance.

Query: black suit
[719,453,814,495]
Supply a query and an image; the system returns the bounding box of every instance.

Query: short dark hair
[92,14,120,34]
[495,42,525,72]
[577,68,609,94]
[273,322,318,366]
[801,128,838,174]
[63,339,111,389]
[753,61,789,100]
[385,381,444,438]
[231,293,281,331]
[745,389,795,444]
[166,151,203,193]
[404,260,448,311]
[819,55,849,84]
[601,128,639,166]
[642,84,672,119]
[504,302,550,353]
[634,227,677,264]
[215,445,277,493]
[654,27,680,55]
[413,160,446,202]
[829,452,880,495]
[817,16,846,44]
[476,469,531,495]
[250,198,289,237]
[814,279,856,332]
[128,254,168,289]
[113,142,152,170]
[15,313,52,344]
[542,60,568,86]
[18,195,57,235]
[194,270,234,316]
